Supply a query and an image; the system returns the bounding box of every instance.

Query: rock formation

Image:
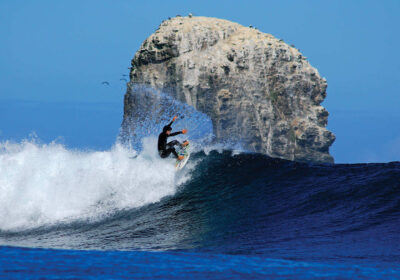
[122,16,335,163]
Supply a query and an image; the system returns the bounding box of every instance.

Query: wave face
[1,145,399,265]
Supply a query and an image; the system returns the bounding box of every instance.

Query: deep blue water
[1,151,400,279]
[2,246,399,279]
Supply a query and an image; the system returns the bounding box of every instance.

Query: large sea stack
[122,16,335,163]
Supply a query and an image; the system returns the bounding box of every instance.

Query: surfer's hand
[172,116,178,122]
[182,129,187,134]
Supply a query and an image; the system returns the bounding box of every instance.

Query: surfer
[158,116,189,160]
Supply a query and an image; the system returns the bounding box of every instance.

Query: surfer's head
[163,125,172,134]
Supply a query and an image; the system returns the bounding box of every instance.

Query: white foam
[0,138,186,231]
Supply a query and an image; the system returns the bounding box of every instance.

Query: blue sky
[0,0,399,162]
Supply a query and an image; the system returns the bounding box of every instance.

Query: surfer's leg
[161,147,178,159]
[165,141,180,158]
[160,149,171,158]
[171,148,178,158]
[166,140,180,148]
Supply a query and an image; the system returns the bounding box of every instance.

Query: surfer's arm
[167,116,178,127]
[169,131,182,137]
[170,129,187,137]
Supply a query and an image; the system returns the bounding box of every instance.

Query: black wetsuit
[158,121,182,158]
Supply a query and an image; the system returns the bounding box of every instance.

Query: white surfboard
[176,143,190,170]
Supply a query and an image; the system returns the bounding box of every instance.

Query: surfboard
[176,142,190,170]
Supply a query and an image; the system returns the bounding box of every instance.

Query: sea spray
[0,87,219,232]
[120,85,214,152]
[0,138,188,231]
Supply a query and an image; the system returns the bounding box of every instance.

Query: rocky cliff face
[123,16,335,163]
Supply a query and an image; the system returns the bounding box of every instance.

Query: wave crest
[0,138,187,231]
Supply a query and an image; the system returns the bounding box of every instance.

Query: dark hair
[163,125,172,133]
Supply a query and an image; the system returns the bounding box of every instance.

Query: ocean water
[0,140,399,279]
[1,90,400,279]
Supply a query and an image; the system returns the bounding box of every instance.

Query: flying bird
[120,78,128,82]
[101,81,110,86]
